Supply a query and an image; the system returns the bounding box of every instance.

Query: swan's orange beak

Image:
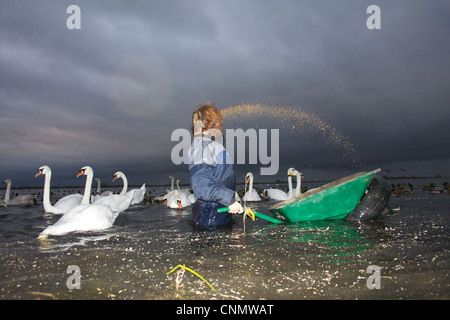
[112,176,117,182]
[177,200,183,209]
[246,176,250,184]
[34,169,43,178]
[76,169,85,178]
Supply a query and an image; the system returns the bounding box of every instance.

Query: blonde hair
[191,102,223,136]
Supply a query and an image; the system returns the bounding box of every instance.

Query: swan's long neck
[175,181,181,201]
[287,175,293,198]
[120,175,128,195]
[42,172,56,212]
[248,175,254,193]
[4,181,11,203]
[170,177,175,191]
[295,173,301,196]
[96,179,101,194]
[81,172,93,204]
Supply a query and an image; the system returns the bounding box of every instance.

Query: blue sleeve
[189,163,235,206]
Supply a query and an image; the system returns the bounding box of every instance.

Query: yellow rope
[167,265,216,292]
[244,206,255,221]
[242,206,255,239]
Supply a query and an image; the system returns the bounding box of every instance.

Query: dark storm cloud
[1,0,449,187]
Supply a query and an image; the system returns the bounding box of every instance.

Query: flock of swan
[154,168,304,207]
[1,165,303,238]
[33,165,146,238]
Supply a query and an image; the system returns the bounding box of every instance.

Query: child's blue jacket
[188,134,236,207]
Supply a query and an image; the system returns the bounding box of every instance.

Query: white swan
[113,171,146,205]
[165,180,192,209]
[242,172,261,202]
[165,175,195,203]
[2,178,36,206]
[35,166,82,214]
[38,166,119,238]
[264,178,291,201]
[93,175,131,213]
[287,167,303,198]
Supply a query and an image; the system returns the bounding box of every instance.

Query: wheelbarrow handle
[217,206,285,224]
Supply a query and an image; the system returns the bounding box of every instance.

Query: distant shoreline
[6,175,449,190]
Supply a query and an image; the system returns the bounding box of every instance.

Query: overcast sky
[1,0,449,188]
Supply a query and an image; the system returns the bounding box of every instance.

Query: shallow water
[0,184,449,300]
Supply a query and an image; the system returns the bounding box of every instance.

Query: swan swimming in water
[242,172,261,202]
[113,171,146,205]
[165,180,192,209]
[38,166,119,238]
[35,166,83,214]
[264,177,292,201]
[2,178,36,206]
[93,173,131,213]
[287,167,303,198]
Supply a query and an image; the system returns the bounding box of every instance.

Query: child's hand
[228,201,244,214]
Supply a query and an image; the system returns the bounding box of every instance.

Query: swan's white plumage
[165,190,180,209]
[126,184,146,205]
[52,194,83,213]
[166,180,191,208]
[94,194,131,212]
[39,203,119,237]
[264,186,290,201]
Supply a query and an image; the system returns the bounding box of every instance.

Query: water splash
[221,103,361,168]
